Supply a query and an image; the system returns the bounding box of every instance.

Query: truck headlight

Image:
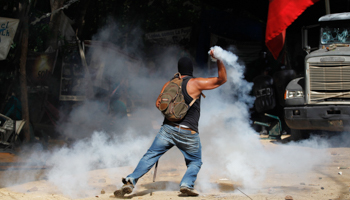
[284,90,304,99]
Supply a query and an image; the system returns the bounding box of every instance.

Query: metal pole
[153,160,159,182]
[325,0,331,14]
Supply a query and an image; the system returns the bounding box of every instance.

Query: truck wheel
[290,129,310,141]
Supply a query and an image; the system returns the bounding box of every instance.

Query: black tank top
[163,76,201,133]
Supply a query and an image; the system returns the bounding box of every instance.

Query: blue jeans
[125,124,202,189]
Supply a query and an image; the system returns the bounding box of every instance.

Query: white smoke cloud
[197,45,330,193]
[43,130,152,198]
[2,18,336,199]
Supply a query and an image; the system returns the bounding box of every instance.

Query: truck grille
[309,64,350,102]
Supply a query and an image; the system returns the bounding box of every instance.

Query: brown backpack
[158,72,198,122]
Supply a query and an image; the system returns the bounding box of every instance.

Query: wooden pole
[19,1,31,142]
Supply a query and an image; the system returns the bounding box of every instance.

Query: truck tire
[290,129,310,141]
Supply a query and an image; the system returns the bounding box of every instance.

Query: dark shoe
[114,178,134,197]
[180,186,199,196]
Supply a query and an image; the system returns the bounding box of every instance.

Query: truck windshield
[321,25,350,44]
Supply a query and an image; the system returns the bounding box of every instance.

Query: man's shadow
[113,181,180,199]
[113,181,237,198]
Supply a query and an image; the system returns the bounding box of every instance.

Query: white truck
[284,12,350,139]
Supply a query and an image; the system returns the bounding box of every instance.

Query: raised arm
[189,49,227,94]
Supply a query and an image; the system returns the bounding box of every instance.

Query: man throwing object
[114,47,227,197]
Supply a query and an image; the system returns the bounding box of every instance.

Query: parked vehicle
[284,12,350,139]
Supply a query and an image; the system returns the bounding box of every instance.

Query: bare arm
[188,50,227,97]
[155,81,170,108]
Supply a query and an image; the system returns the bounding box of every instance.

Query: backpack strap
[189,99,196,106]
[174,72,181,79]
[189,92,205,106]
[174,72,206,107]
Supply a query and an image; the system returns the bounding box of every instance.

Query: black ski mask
[178,57,193,76]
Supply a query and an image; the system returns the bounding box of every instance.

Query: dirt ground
[0,135,350,200]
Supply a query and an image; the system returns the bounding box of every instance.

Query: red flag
[265,0,319,60]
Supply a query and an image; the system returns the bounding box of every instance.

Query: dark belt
[166,122,196,134]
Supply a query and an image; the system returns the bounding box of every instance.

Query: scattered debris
[27,187,38,192]
[338,172,342,175]
[319,177,322,179]
[285,195,293,200]
[101,189,105,194]
[338,166,349,169]
[331,152,337,155]
[300,183,306,185]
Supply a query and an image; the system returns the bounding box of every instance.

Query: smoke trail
[197,46,330,192]
[209,46,255,106]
